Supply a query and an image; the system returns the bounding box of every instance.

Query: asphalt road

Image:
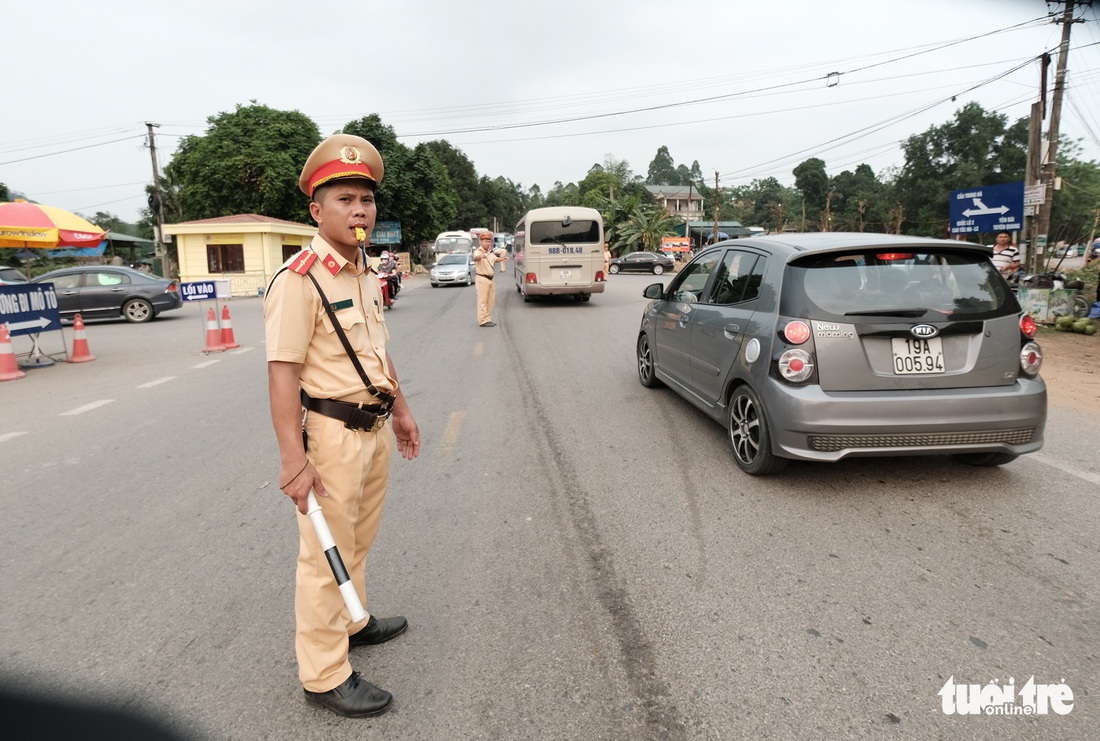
[0,271,1096,740]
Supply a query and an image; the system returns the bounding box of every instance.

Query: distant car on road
[0,266,29,286]
[636,233,1046,475]
[30,265,182,323]
[430,253,475,287]
[609,251,675,275]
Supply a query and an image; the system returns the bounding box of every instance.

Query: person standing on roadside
[990,231,1020,275]
[264,133,420,719]
[604,241,612,277]
[473,231,507,327]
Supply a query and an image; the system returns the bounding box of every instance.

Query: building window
[282,244,300,262]
[207,244,244,273]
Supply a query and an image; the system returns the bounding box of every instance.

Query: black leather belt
[301,390,390,432]
[478,273,495,280]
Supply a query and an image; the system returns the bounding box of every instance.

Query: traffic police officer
[473,231,507,326]
[265,133,420,718]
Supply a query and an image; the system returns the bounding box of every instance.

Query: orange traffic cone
[203,307,225,353]
[0,324,26,382]
[68,313,96,363]
[220,304,239,349]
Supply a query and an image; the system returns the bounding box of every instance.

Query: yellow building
[163,214,317,297]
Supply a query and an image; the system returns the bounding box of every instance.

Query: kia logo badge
[911,324,938,338]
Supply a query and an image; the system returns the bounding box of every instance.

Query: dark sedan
[31,265,182,323]
[609,251,675,275]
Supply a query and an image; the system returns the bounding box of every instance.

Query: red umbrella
[0,199,107,249]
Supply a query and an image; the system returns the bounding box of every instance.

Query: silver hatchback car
[636,233,1046,474]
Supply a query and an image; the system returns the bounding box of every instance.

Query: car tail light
[166,281,179,293]
[595,271,605,282]
[876,252,913,261]
[778,349,814,382]
[783,320,811,345]
[525,273,538,284]
[1019,341,1042,377]
[1019,314,1037,339]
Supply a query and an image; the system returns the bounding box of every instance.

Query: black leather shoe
[303,672,392,717]
[480,322,496,327]
[349,615,408,648]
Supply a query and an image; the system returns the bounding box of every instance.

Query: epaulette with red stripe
[288,251,317,275]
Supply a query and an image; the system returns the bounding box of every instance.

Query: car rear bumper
[763,377,1047,461]
[521,283,605,296]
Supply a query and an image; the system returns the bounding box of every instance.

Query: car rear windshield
[530,220,600,244]
[437,254,467,265]
[783,250,1017,320]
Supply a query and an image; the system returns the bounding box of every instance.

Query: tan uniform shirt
[265,235,394,403]
[473,245,505,276]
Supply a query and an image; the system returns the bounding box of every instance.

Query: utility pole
[145,122,169,277]
[1034,1,1080,271]
[712,171,720,244]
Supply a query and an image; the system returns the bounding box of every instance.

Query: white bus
[433,230,475,255]
[513,206,605,302]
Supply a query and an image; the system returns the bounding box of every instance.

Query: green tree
[792,158,830,229]
[0,182,9,201]
[166,102,321,223]
[422,140,483,229]
[544,181,579,207]
[894,102,1027,237]
[616,204,681,252]
[730,178,800,232]
[1049,144,1100,248]
[646,146,680,185]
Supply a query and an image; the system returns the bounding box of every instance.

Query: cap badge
[339,146,362,165]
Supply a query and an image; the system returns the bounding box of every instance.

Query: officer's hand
[392,412,420,461]
[281,461,327,515]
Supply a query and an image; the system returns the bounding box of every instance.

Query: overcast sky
[4,0,1098,227]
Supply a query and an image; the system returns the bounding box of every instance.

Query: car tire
[728,386,788,475]
[431,282,438,287]
[653,264,664,275]
[609,264,620,274]
[637,333,663,388]
[952,452,1019,467]
[123,298,154,323]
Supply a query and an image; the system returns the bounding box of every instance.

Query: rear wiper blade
[844,308,927,317]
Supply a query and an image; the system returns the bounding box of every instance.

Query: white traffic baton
[306,491,367,623]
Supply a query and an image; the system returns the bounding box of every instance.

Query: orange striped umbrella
[0,199,107,249]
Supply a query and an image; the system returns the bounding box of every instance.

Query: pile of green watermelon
[1054,315,1098,335]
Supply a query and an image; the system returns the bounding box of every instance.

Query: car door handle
[724,323,741,339]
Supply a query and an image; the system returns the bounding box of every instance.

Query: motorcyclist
[379,251,400,306]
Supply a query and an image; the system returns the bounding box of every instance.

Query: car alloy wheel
[637,333,662,388]
[653,264,664,275]
[123,298,154,323]
[609,264,620,274]
[727,386,787,475]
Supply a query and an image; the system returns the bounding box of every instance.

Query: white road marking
[1030,452,1100,486]
[137,377,176,388]
[192,359,222,369]
[0,432,29,444]
[231,347,254,354]
[60,400,114,416]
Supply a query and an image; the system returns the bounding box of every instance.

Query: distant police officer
[264,133,420,718]
[473,231,507,326]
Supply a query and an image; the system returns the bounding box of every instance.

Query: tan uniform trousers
[295,409,393,692]
[476,274,496,325]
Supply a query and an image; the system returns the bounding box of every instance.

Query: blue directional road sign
[949,181,1024,235]
[179,280,218,302]
[0,284,62,337]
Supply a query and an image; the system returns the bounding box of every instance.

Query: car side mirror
[643,283,665,300]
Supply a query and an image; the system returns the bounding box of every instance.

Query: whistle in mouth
[355,227,366,243]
